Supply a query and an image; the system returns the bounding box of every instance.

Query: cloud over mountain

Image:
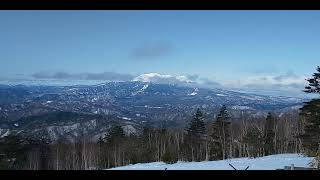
[221,70,307,96]
[31,71,133,81]
[30,70,308,97]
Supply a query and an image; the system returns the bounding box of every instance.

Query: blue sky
[0,10,319,96]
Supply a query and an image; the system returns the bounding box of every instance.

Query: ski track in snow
[109,154,313,170]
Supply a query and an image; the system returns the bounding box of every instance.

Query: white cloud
[242,75,305,87]
[220,71,308,94]
[31,71,133,81]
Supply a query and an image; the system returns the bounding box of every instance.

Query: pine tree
[186,109,206,137]
[185,108,206,161]
[299,66,320,169]
[210,105,231,160]
[104,124,125,167]
[299,66,320,157]
[304,66,320,94]
[299,99,320,155]
[104,124,125,143]
[264,112,275,156]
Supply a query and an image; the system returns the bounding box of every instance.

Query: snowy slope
[109,154,313,170]
[133,73,193,84]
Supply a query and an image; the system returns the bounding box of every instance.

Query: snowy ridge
[0,129,10,138]
[117,116,132,121]
[138,83,149,93]
[133,73,193,84]
[132,83,149,96]
[216,93,226,97]
[133,73,170,82]
[188,88,199,96]
[109,154,313,170]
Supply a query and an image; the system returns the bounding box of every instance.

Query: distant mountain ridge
[0,81,306,141]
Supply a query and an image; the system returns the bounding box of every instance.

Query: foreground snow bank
[109,154,313,170]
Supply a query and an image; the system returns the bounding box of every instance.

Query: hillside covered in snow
[109,154,313,170]
[0,81,306,142]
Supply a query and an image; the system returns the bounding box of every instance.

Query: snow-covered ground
[109,154,314,170]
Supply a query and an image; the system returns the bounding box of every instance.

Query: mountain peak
[133,73,193,84]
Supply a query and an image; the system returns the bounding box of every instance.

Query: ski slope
[109,154,314,170]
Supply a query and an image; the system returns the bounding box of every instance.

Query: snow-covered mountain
[133,73,193,84]
[0,81,306,141]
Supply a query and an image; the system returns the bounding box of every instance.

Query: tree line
[0,107,305,170]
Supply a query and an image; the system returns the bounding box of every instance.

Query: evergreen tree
[103,124,126,167]
[97,136,104,145]
[185,108,206,161]
[264,112,275,156]
[299,66,320,169]
[0,135,27,170]
[104,124,125,143]
[299,99,320,155]
[210,105,231,160]
[299,66,320,156]
[186,108,206,137]
[304,66,320,94]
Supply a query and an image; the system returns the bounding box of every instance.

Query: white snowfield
[109,154,314,170]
